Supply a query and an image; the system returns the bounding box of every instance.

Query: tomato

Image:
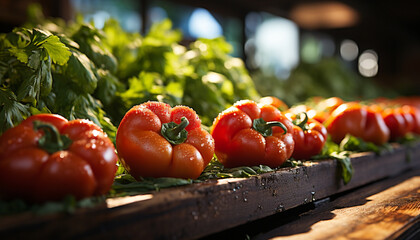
[116,101,214,179]
[211,100,294,168]
[0,114,118,202]
[326,102,390,145]
[259,96,288,111]
[382,108,410,140]
[290,113,327,160]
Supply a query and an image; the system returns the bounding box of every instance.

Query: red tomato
[116,102,214,179]
[291,113,327,160]
[0,114,118,202]
[211,100,294,168]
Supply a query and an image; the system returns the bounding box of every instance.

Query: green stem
[161,117,189,145]
[293,112,309,130]
[253,118,287,137]
[33,121,72,154]
[172,117,189,136]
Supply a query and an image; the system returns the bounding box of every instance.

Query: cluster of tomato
[212,95,420,168]
[1,96,420,202]
[288,96,420,144]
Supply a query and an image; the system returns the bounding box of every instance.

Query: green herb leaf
[330,151,353,185]
[41,35,71,65]
[8,47,28,63]
[66,50,97,94]
[27,49,41,69]
[281,159,304,168]
[111,175,194,196]
[340,134,380,154]
[0,88,30,133]
[198,158,274,180]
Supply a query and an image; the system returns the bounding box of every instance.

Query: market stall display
[1,5,420,239]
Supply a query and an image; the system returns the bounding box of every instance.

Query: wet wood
[0,143,420,239]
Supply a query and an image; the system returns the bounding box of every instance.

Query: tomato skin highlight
[119,130,173,178]
[0,114,118,202]
[168,143,204,179]
[259,96,289,111]
[0,124,41,159]
[326,102,390,145]
[364,108,390,145]
[116,101,214,180]
[211,100,295,168]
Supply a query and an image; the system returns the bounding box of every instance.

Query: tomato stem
[293,112,309,130]
[161,117,189,145]
[253,118,287,137]
[33,121,72,154]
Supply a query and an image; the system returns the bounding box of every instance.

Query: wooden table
[1,143,420,239]
[206,167,420,240]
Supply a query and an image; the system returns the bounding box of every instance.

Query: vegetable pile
[1,7,420,214]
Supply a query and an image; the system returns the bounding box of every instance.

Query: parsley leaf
[0,88,30,132]
[41,35,71,65]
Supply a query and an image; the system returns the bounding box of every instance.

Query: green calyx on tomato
[33,121,72,154]
[252,118,287,137]
[161,117,189,145]
[292,112,309,131]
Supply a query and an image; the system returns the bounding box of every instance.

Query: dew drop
[276,204,285,212]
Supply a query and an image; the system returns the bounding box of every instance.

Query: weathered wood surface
[253,167,420,240]
[1,143,420,239]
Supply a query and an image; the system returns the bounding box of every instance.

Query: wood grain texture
[1,143,420,239]
[253,168,420,240]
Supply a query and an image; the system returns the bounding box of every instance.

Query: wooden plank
[252,167,420,240]
[0,143,420,239]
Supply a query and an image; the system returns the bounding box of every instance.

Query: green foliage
[111,175,195,197]
[0,88,30,131]
[71,24,118,73]
[312,137,353,184]
[312,134,393,185]
[102,19,260,126]
[0,28,70,133]
[1,8,260,138]
[182,38,260,124]
[198,158,274,180]
[340,134,393,155]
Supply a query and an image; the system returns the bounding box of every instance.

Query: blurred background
[1,0,420,103]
